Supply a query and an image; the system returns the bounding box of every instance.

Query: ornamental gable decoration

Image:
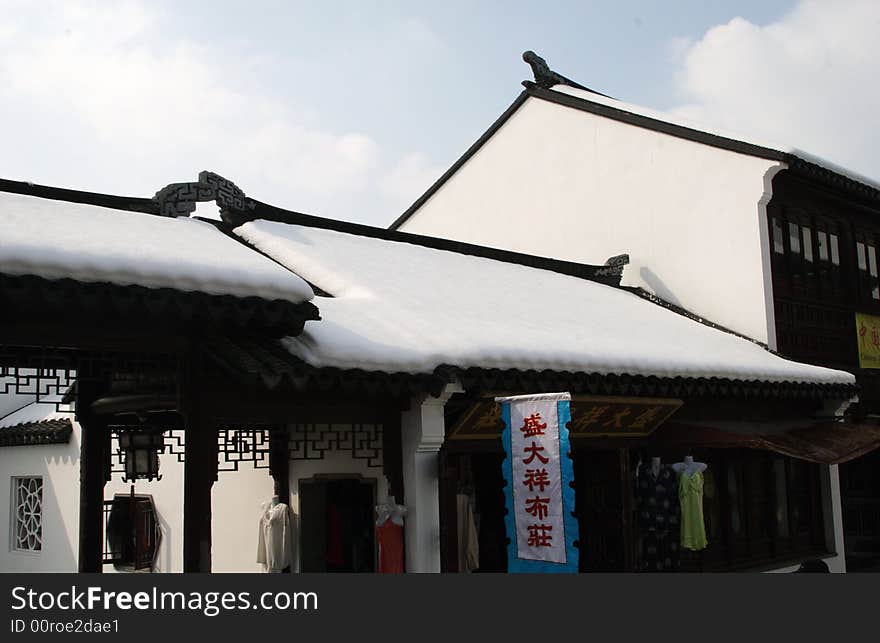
[496,392,578,573]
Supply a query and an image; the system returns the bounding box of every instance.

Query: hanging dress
[635,464,680,571]
[376,518,405,573]
[678,470,708,551]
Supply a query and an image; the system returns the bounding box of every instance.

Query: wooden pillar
[382,406,405,503]
[619,448,635,572]
[438,451,459,573]
[269,425,290,503]
[268,425,291,573]
[182,357,217,573]
[77,379,110,573]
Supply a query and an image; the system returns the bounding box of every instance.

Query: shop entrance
[441,449,636,572]
[299,476,376,572]
[572,449,633,572]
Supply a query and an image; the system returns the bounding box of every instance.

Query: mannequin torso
[671,455,707,477]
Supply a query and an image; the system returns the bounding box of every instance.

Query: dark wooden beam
[76,379,110,573]
[0,322,186,356]
[203,387,401,425]
[269,425,290,503]
[182,357,217,573]
[382,407,404,503]
[619,448,635,572]
[268,425,292,574]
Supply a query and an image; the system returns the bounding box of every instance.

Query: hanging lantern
[117,427,165,482]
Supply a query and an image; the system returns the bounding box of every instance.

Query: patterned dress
[635,464,680,571]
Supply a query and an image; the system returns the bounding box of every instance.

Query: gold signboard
[856,312,880,369]
[448,395,682,440]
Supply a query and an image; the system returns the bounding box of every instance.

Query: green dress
[678,470,708,551]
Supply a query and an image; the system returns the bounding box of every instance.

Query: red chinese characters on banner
[527,523,553,548]
[522,441,549,465]
[520,413,553,548]
[519,413,547,438]
[522,468,550,492]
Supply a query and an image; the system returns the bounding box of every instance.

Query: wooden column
[619,448,635,572]
[268,425,291,573]
[77,379,110,573]
[438,451,459,573]
[382,406,405,503]
[269,425,290,503]
[182,357,217,573]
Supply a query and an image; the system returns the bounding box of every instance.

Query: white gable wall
[0,428,80,572]
[400,97,784,345]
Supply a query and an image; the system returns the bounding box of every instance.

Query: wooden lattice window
[12,477,43,552]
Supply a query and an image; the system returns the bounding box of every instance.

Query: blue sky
[1,1,877,225]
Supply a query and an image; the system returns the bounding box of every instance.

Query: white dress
[256,502,293,573]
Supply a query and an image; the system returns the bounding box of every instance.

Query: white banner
[499,393,571,564]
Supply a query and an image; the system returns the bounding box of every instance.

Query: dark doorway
[573,449,629,572]
[299,476,376,573]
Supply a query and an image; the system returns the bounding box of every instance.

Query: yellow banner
[856,312,880,368]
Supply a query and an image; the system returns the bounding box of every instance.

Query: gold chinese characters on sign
[448,395,682,440]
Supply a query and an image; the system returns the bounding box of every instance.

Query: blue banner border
[501,398,579,573]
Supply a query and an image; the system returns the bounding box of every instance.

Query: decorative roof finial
[522,50,610,97]
[152,171,253,218]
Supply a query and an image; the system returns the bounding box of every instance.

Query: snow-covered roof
[549,84,880,192]
[235,219,855,386]
[0,191,314,303]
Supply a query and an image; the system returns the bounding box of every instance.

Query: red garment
[376,519,404,573]
[325,503,344,567]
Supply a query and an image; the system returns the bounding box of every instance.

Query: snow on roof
[548,84,880,192]
[235,220,854,386]
[0,191,314,303]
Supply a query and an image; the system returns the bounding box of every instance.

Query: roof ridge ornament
[152,171,254,218]
[522,50,612,98]
[594,253,630,280]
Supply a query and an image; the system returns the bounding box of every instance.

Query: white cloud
[379,152,445,205]
[670,0,880,181]
[0,0,433,224]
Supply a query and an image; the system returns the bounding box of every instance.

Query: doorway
[299,476,376,572]
[572,449,633,572]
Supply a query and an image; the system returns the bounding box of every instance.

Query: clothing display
[635,462,680,571]
[678,470,708,551]
[256,500,294,573]
[456,493,480,573]
[375,495,406,574]
[376,518,404,573]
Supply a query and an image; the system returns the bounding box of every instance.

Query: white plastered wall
[0,409,281,573]
[210,458,275,573]
[400,97,784,344]
[0,423,80,572]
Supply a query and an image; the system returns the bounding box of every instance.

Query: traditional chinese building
[392,52,880,571]
[1,173,876,573]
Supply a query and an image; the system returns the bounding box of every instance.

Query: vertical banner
[496,392,578,573]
